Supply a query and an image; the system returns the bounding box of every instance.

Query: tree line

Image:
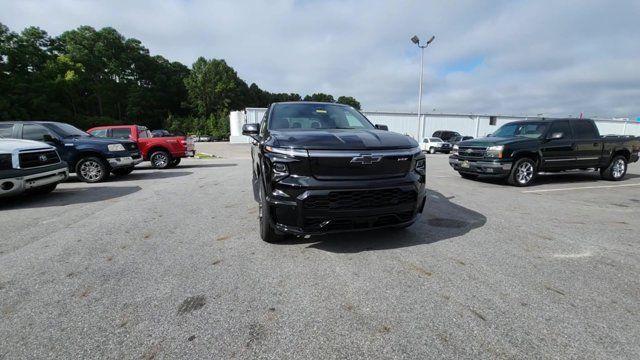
[0,23,361,138]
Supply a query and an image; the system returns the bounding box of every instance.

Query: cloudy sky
[1,0,639,118]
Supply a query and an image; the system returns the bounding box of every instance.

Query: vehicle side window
[0,123,14,138]
[548,121,571,140]
[259,111,268,136]
[423,138,429,143]
[22,124,54,141]
[90,129,108,137]
[571,121,598,140]
[138,130,149,139]
[111,128,132,139]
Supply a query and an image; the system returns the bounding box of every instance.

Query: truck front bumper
[0,164,69,197]
[265,175,426,236]
[107,156,143,168]
[449,156,512,176]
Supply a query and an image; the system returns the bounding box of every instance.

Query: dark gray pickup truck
[449,118,640,186]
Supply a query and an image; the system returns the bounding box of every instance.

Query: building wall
[230,108,640,143]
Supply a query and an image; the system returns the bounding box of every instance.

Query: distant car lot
[1,143,640,358]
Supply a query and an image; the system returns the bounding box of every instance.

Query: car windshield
[46,123,90,137]
[492,122,549,139]
[269,103,374,130]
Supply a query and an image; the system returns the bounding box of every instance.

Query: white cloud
[1,0,638,117]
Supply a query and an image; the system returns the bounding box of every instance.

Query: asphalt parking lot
[1,143,639,359]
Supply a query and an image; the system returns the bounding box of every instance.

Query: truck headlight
[415,158,425,175]
[452,145,459,155]
[0,154,13,170]
[486,145,504,158]
[271,161,289,181]
[107,144,126,152]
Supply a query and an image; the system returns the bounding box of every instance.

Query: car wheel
[601,155,627,181]
[459,172,478,180]
[258,181,284,243]
[429,147,435,154]
[508,158,536,186]
[168,158,181,168]
[150,150,171,169]
[76,157,108,183]
[29,183,58,195]
[112,166,134,176]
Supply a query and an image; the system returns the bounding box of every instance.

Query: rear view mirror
[548,132,564,140]
[375,124,388,131]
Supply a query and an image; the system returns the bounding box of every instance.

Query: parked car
[87,125,195,169]
[242,102,426,243]
[432,130,461,142]
[0,138,69,197]
[449,118,640,186]
[0,121,141,182]
[421,137,452,154]
[449,135,474,145]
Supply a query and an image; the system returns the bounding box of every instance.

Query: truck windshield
[46,123,90,138]
[269,103,375,130]
[492,122,548,139]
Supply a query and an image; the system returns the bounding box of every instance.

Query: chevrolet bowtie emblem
[350,154,382,165]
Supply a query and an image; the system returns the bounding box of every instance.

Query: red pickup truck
[87,125,194,169]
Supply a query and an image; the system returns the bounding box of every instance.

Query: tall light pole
[411,35,435,141]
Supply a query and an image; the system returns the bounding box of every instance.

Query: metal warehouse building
[229,108,640,143]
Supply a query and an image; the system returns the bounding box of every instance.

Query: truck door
[541,120,574,170]
[570,121,601,168]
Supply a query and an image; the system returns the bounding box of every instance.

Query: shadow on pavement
[64,171,193,183]
[278,189,486,253]
[173,163,238,169]
[472,171,640,187]
[0,186,141,210]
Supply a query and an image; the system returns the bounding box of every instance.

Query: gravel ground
[1,143,639,359]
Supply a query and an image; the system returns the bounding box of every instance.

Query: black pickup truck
[449,118,640,186]
[242,102,426,242]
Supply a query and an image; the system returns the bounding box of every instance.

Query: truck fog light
[273,162,288,173]
[1,181,14,191]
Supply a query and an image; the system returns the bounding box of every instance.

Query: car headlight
[415,158,426,175]
[0,154,13,170]
[452,145,459,155]
[107,144,126,152]
[486,145,504,158]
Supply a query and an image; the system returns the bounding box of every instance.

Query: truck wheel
[258,181,283,243]
[76,157,108,183]
[150,150,171,169]
[429,147,436,154]
[112,167,134,176]
[600,155,627,181]
[508,158,536,186]
[168,158,181,168]
[29,183,58,195]
[459,172,478,180]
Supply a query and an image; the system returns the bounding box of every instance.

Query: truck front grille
[457,146,486,158]
[19,150,60,168]
[304,188,417,211]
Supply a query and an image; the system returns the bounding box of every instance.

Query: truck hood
[270,129,417,150]
[0,139,53,153]
[459,136,537,147]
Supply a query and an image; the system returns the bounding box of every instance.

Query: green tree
[337,96,361,110]
[303,93,335,103]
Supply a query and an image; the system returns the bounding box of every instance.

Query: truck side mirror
[375,124,388,131]
[242,123,261,141]
[42,134,59,144]
[548,132,564,140]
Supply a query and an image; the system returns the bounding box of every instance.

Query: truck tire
[429,147,436,154]
[29,183,58,195]
[259,181,283,243]
[600,155,627,181]
[76,157,108,183]
[168,158,181,168]
[508,158,536,186]
[150,150,171,169]
[459,172,478,180]
[112,166,134,177]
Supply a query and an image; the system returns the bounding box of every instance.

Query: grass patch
[195,153,218,159]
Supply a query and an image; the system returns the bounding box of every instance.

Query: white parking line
[523,182,640,193]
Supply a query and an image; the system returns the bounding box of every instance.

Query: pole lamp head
[426,35,435,45]
[410,35,420,45]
